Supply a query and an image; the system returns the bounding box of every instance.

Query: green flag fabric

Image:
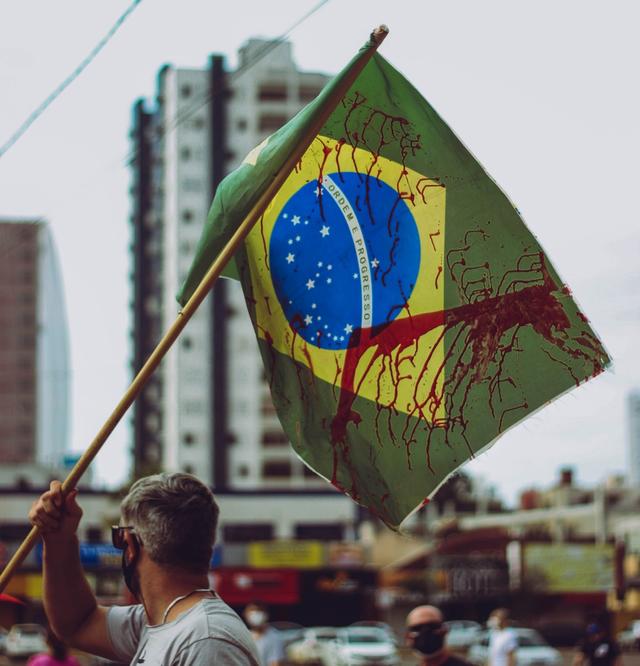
[179,40,610,528]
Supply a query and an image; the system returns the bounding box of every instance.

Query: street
[1,651,639,666]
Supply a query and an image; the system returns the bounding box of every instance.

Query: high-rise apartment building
[129,40,331,491]
[629,390,640,486]
[0,219,70,484]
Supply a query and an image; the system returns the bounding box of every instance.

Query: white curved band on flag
[322,174,372,331]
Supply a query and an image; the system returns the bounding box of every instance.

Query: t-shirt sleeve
[106,604,146,662]
[173,637,259,666]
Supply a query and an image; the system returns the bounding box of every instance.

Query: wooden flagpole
[0,26,388,593]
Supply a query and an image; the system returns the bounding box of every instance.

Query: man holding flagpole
[29,472,259,665]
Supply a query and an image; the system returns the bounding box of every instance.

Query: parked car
[0,627,7,654]
[617,620,640,651]
[444,621,483,650]
[468,629,562,666]
[269,621,305,647]
[325,626,400,666]
[287,627,340,664]
[5,623,47,659]
[350,622,398,645]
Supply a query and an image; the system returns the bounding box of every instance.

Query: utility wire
[0,0,143,159]
[0,0,331,264]
[124,0,331,166]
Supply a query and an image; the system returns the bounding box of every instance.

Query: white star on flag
[306,279,315,290]
[304,314,313,325]
[371,258,380,268]
[320,225,330,237]
[344,323,353,334]
[286,253,295,264]
[292,215,301,225]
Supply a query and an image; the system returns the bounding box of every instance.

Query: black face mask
[121,539,141,599]
[412,625,446,656]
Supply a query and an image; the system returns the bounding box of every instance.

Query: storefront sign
[248,540,324,568]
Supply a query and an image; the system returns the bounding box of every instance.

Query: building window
[236,118,248,132]
[260,400,278,416]
[182,209,194,223]
[258,115,288,132]
[183,432,195,445]
[262,460,292,478]
[222,523,274,543]
[303,465,321,479]
[180,146,191,160]
[180,83,192,98]
[261,431,289,447]
[182,336,192,350]
[236,464,249,477]
[299,86,323,102]
[258,84,287,101]
[193,116,205,130]
[183,464,194,474]
[295,523,344,541]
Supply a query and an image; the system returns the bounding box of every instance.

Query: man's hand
[28,480,82,541]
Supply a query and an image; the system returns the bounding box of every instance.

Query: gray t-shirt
[107,597,259,666]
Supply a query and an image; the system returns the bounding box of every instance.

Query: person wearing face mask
[487,608,517,666]
[29,473,259,665]
[406,605,473,666]
[243,603,285,666]
[573,622,622,666]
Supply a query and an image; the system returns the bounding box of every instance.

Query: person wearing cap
[574,621,622,666]
[29,473,259,665]
[406,605,473,666]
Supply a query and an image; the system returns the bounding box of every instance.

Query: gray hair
[120,472,219,573]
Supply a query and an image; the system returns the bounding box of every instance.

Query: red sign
[210,568,300,605]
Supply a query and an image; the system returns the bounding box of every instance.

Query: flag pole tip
[371,25,389,45]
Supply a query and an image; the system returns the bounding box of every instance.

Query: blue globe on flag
[270,172,421,350]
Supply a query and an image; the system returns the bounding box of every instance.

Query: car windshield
[316,633,337,641]
[14,626,42,636]
[346,632,386,644]
[517,632,547,647]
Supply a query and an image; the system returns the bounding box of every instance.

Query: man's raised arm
[29,480,119,660]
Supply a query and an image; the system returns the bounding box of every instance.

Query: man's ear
[123,531,140,562]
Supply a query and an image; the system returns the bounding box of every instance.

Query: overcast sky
[1,0,638,504]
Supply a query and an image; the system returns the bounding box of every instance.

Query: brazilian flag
[179,35,609,528]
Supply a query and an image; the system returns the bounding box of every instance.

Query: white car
[325,626,399,666]
[5,623,47,658]
[444,621,483,650]
[468,629,562,666]
[617,620,640,651]
[287,627,340,664]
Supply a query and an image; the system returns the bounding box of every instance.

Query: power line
[0,0,143,159]
[124,0,332,166]
[0,0,332,264]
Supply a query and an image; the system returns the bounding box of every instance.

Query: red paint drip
[328,254,606,492]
